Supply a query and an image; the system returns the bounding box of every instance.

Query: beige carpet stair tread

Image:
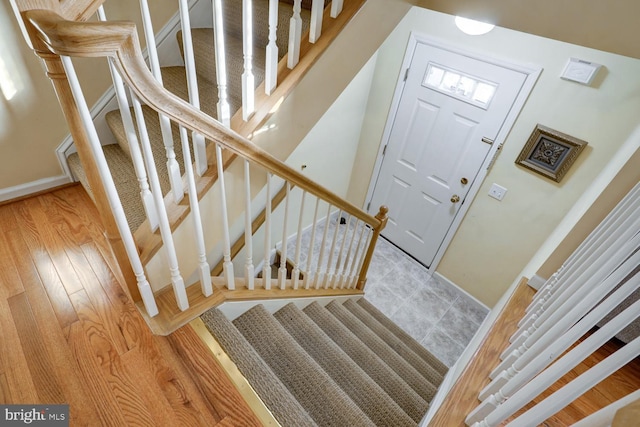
[274,303,416,427]
[67,145,150,232]
[180,29,263,97]
[232,304,375,426]
[357,298,450,376]
[324,300,438,403]
[344,299,446,386]
[201,298,448,425]
[106,66,225,160]
[106,104,184,196]
[182,2,312,88]
[200,308,317,427]
[302,302,429,423]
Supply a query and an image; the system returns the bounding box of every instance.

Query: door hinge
[382,144,388,156]
[482,136,494,145]
[366,202,371,211]
[403,68,409,82]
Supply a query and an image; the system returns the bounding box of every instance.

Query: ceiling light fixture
[455,16,495,36]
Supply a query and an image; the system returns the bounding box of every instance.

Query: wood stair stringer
[137,276,364,336]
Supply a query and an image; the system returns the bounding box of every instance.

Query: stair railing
[20,8,386,329]
[139,0,185,203]
[459,181,640,426]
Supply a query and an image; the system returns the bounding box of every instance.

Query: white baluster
[490,335,640,427]
[242,0,255,120]
[287,0,303,69]
[324,211,342,289]
[292,190,307,289]
[178,0,207,175]
[338,217,357,288]
[504,217,640,362]
[97,7,159,233]
[565,181,640,273]
[130,92,189,311]
[491,237,640,380]
[212,0,231,126]
[215,144,234,289]
[331,0,343,18]
[471,278,640,424]
[347,222,367,288]
[332,214,351,288]
[265,0,279,95]
[309,0,324,43]
[525,186,640,317]
[244,160,255,289]
[313,204,332,289]
[525,270,560,314]
[179,126,212,297]
[278,182,291,290]
[60,56,158,317]
[263,174,272,289]
[304,198,321,289]
[139,0,184,202]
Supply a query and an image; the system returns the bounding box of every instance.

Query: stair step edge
[273,302,417,427]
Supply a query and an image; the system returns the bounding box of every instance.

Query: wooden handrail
[59,0,105,21]
[13,1,106,23]
[23,9,382,231]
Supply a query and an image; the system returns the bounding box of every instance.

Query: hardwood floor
[0,185,261,426]
[504,330,640,426]
[2,184,637,426]
[429,278,640,426]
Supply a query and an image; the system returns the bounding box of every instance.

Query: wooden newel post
[357,205,388,290]
[22,24,142,303]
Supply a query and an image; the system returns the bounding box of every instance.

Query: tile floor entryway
[282,215,490,368]
[364,237,489,367]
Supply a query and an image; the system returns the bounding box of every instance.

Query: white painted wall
[347,7,640,306]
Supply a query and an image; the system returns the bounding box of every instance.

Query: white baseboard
[432,271,490,311]
[527,274,547,290]
[0,175,72,203]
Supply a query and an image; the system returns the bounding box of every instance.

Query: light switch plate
[488,183,507,201]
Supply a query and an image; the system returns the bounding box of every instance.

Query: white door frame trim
[364,32,542,271]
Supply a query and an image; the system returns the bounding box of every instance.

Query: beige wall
[1,3,69,189]
[347,7,640,307]
[418,0,640,60]
[0,1,178,192]
[536,139,640,279]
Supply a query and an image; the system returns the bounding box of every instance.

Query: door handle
[451,195,460,203]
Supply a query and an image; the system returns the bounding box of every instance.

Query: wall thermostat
[561,58,602,86]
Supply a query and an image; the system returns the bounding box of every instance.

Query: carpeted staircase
[67,0,315,232]
[201,297,449,426]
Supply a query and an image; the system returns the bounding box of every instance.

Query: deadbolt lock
[451,195,460,203]
[460,177,468,185]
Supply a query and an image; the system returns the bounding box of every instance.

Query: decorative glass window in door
[423,63,498,109]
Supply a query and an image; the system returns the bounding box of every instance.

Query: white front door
[368,41,529,268]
